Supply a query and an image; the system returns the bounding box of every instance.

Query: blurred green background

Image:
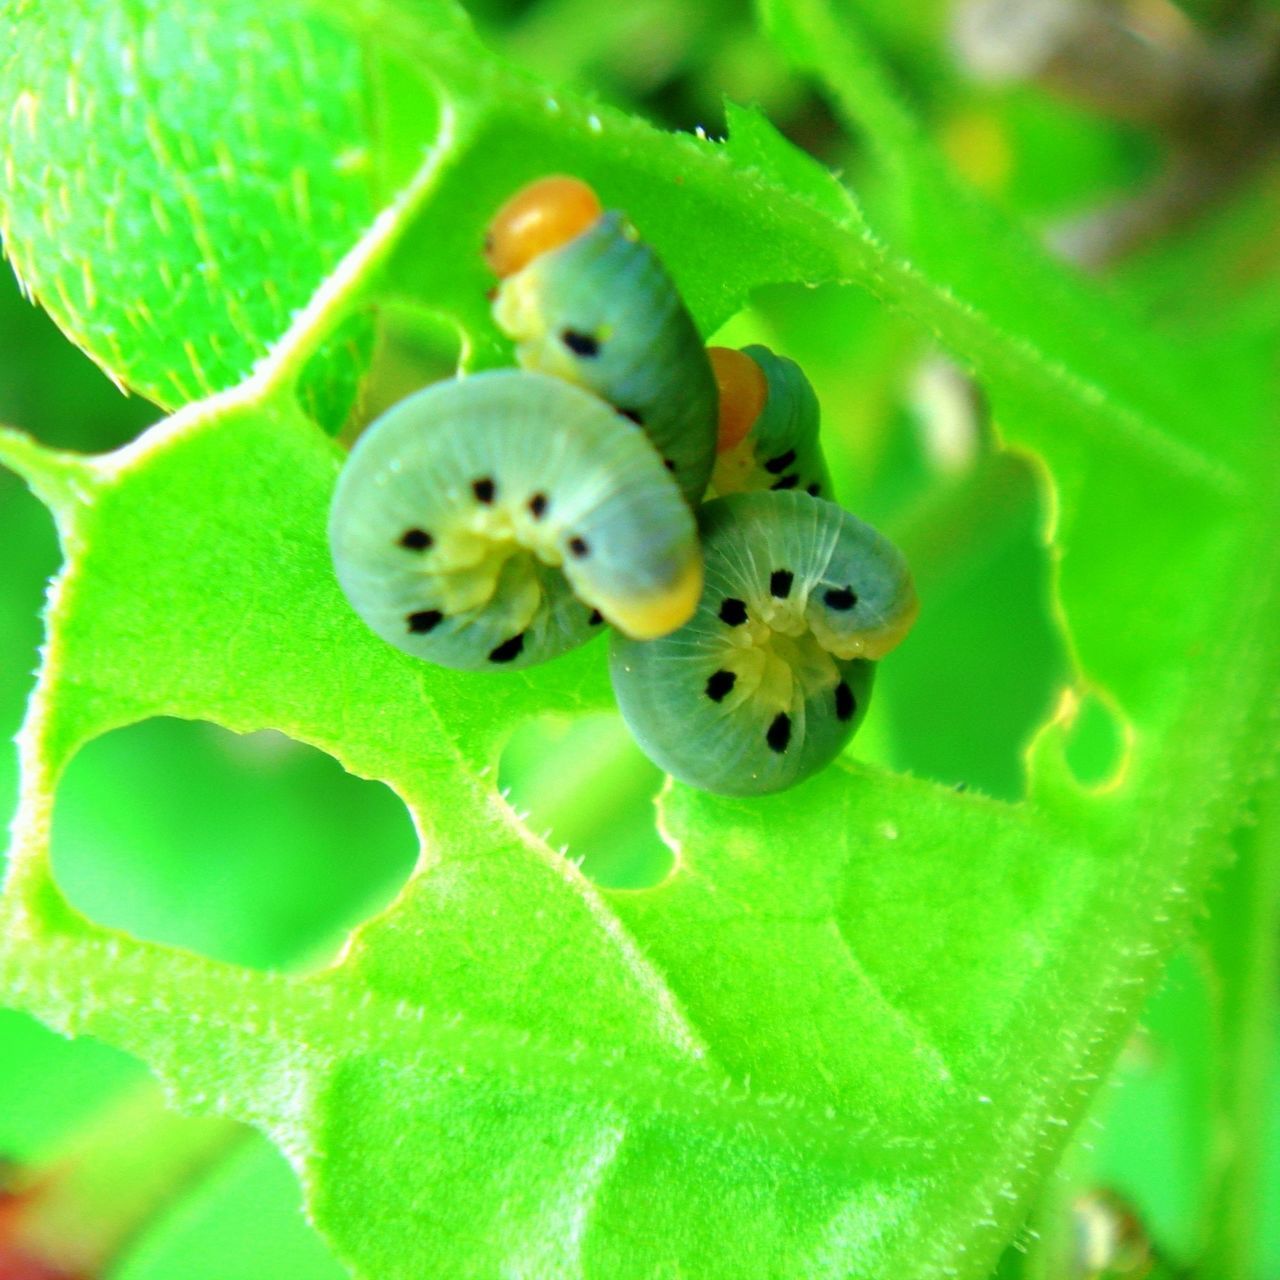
[1,0,1276,1274]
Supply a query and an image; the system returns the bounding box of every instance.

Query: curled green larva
[329,370,703,672]
[610,492,917,795]
[709,344,833,500]
[488,184,718,506]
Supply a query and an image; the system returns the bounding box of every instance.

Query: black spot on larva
[719,597,748,626]
[619,407,644,426]
[562,329,600,357]
[766,712,792,753]
[770,473,799,491]
[587,608,604,626]
[568,536,590,558]
[407,609,443,634]
[769,569,794,599]
[705,670,736,702]
[835,681,855,722]
[764,448,796,475]
[528,492,548,518]
[824,586,858,611]
[488,632,525,663]
[472,477,496,504]
[807,483,822,497]
[664,458,677,472]
[399,528,432,551]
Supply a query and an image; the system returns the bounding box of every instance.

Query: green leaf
[0,2,1276,1277]
[0,0,378,407]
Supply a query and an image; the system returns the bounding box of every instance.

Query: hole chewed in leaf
[1063,688,1130,790]
[879,451,1068,800]
[498,712,674,889]
[50,719,417,972]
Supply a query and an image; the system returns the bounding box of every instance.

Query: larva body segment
[329,370,702,672]
[710,344,834,501]
[491,209,718,505]
[610,492,917,795]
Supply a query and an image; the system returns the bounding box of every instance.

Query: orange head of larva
[483,176,603,278]
[708,347,769,453]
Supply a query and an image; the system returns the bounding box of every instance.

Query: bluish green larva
[329,370,703,672]
[709,344,833,499]
[610,492,918,795]
[486,178,718,506]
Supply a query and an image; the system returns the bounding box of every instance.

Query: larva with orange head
[486,177,718,506]
[709,345,834,501]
